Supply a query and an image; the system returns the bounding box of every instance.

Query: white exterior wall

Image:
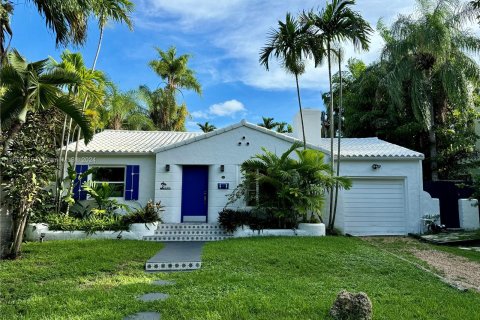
[155,126,300,223]
[75,153,156,209]
[333,159,431,235]
[458,199,480,230]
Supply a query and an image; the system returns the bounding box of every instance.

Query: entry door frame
[181,165,209,223]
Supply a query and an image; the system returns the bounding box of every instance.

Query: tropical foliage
[0,110,61,258]
[333,0,480,181]
[258,117,292,133]
[227,142,351,228]
[198,122,216,133]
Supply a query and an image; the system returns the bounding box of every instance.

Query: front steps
[143,223,232,242]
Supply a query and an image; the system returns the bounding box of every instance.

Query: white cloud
[190,110,210,119]
[135,1,439,91]
[209,100,245,117]
[191,99,247,120]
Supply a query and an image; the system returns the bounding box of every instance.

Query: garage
[343,179,406,236]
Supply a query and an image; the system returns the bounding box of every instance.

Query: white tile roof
[69,122,423,159]
[317,137,424,158]
[66,130,202,154]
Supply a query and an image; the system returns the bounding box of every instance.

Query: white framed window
[91,167,126,198]
[246,169,260,207]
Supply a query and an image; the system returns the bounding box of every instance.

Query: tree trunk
[332,51,343,228]
[327,43,335,230]
[295,73,307,150]
[67,25,104,214]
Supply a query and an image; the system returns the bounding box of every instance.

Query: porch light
[165,164,170,172]
[220,165,225,172]
[372,164,381,170]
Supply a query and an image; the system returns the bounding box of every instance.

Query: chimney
[292,109,323,146]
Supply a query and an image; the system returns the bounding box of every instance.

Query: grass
[0,237,479,319]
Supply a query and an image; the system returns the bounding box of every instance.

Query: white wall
[74,153,156,210]
[155,126,300,223]
[292,109,323,146]
[458,199,480,230]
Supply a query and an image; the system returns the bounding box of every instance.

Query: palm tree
[276,122,293,133]
[71,0,134,170]
[0,50,93,153]
[198,122,216,133]
[91,0,133,69]
[0,0,92,58]
[0,1,13,61]
[260,13,309,149]
[49,50,107,213]
[258,117,278,129]
[139,85,188,131]
[382,0,480,181]
[149,46,202,95]
[104,87,153,130]
[302,0,372,231]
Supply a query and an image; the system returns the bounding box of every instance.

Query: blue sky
[11,0,421,131]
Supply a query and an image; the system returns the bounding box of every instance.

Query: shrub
[218,209,249,233]
[122,200,164,225]
[43,214,128,233]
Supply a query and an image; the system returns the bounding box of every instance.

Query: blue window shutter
[73,165,88,200]
[125,165,140,201]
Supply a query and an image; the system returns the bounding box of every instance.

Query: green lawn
[0,237,479,320]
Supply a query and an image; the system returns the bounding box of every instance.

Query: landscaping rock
[329,290,372,320]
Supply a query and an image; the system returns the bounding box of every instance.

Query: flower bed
[25,222,158,241]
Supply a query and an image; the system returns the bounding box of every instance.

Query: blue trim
[73,165,88,200]
[125,165,139,201]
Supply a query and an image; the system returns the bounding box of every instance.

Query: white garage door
[343,179,406,236]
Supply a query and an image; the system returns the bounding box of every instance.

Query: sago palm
[260,13,309,149]
[382,0,480,181]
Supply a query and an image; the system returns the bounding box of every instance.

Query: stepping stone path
[126,242,203,320]
[137,293,170,302]
[152,280,175,286]
[124,312,161,320]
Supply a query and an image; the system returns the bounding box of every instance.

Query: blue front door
[181,166,209,222]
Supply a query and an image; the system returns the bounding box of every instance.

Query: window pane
[92,167,125,182]
[109,183,124,197]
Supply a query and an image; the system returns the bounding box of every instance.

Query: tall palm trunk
[54,115,68,210]
[327,43,335,230]
[332,50,343,227]
[428,72,438,181]
[294,73,307,150]
[66,25,104,214]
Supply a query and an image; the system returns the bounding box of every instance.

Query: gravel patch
[412,249,480,292]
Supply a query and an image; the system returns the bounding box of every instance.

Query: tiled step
[146,260,202,271]
[143,223,231,242]
[144,235,230,242]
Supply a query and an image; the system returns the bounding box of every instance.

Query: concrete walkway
[146,242,205,271]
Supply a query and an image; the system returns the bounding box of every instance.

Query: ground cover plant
[1,237,479,319]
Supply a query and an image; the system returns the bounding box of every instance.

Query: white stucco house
[67,109,439,236]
